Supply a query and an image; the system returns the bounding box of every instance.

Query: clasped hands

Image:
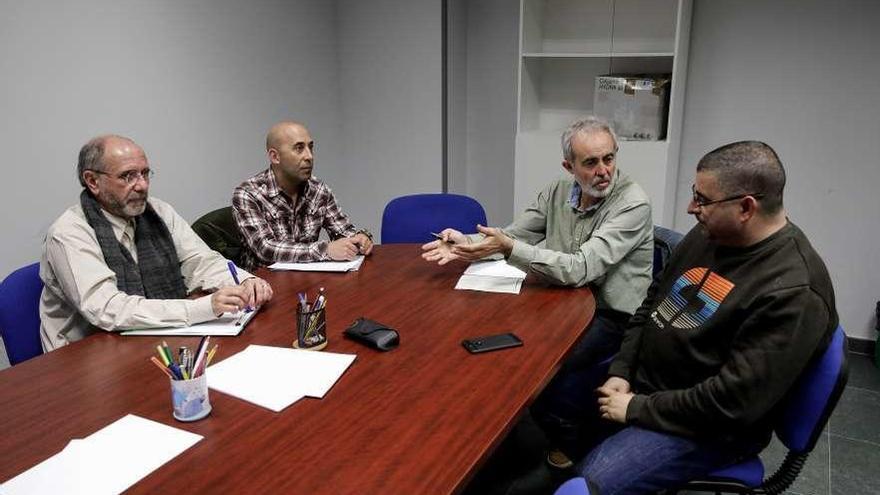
[328,232,373,261]
[421,225,514,265]
[596,376,634,423]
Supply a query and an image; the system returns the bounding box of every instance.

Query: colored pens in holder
[295,301,328,351]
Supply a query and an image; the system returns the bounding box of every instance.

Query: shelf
[523,52,675,58]
[522,0,678,55]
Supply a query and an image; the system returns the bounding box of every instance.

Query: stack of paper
[206,345,356,412]
[455,260,527,294]
[268,255,365,272]
[1,414,202,495]
[120,309,258,336]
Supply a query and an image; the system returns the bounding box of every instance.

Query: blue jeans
[577,426,757,494]
[531,311,627,457]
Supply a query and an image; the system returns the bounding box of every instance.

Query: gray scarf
[80,190,187,299]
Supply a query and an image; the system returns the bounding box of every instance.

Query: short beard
[585,172,616,199]
[101,191,147,218]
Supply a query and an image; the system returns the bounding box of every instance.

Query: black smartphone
[462,333,523,354]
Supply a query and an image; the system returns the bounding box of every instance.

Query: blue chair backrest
[777,325,848,453]
[0,262,44,365]
[381,193,487,244]
[554,477,592,495]
[652,225,684,278]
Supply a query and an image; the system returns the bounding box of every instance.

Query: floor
[462,352,880,495]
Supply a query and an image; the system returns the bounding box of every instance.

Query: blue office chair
[0,262,44,365]
[554,476,596,495]
[679,325,849,494]
[381,193,487,244]
[653,225,684,279]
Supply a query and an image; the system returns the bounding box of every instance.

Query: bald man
[232,121,372,269]
[40,135,273,351]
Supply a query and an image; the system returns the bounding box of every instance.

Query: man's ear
[267,148,280,165]
[562,160,573,173]
[738,196,759,223]
[82,171,100,196]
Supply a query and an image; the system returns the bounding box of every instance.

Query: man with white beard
[422,116,653,469]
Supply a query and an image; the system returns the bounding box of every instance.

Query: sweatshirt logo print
[655,267,735,329]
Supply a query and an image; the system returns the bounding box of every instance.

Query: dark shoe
[546,448,574,469]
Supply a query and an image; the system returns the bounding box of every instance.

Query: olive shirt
[478,170,653,315]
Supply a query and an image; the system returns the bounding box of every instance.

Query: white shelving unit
[515,0,692,226]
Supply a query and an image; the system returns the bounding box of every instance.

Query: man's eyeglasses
[92,169,154,185]
[691,184,763,208]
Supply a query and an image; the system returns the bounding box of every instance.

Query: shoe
[546,448,573,469]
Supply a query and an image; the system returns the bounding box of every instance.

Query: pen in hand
[227,260,254,313]
[431,232,455,245]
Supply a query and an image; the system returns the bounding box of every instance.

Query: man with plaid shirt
[232,121,373,270]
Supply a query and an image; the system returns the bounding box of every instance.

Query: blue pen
[227,261,254,312]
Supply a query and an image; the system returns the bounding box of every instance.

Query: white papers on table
[120,309,258,336]
[206,345,356,412]
[0,414,202,495]
[455,260,527,294]
[268,255,365,272]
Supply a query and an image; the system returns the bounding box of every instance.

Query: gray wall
[0,0,341,278]
[677,0,880,339]
[336,0,444,241]
[0,0,443,280]
[446,0,519,228]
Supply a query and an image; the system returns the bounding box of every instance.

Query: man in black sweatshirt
[569,141,837,494]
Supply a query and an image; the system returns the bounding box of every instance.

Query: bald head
[266,121,309,152]
[77,134,142,187]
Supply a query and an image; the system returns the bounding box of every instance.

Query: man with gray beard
[422,116,653,468]
[39,135,273,351]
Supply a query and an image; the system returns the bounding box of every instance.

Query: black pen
[431,232,455,245]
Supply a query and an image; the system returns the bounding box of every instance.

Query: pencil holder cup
[170,373,212,422]
[294,305,328,351]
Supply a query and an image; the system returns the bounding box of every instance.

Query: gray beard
[585,173,616,199]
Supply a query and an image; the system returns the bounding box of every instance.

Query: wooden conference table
[0,245,594,494]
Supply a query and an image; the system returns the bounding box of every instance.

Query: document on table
[455,260,527,294]
[120,309,258,336]
[0,414,202,495]
[207,344,357,412]
[268,255,365,272]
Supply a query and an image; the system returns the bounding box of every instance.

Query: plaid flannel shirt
[232,169,359,269]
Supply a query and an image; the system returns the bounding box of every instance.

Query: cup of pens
[294,289,328,351]
[151,339,218,422]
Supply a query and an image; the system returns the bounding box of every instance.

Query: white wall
[0,0,341,278]
[335,0,444,241]
[677,0,880,339]
[446,0,519,228]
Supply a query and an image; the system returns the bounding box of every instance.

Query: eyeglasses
[92,169,154,185]
[691,184,763,208]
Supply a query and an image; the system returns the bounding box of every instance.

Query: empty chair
[678,325,849,494]
[381,193,487,244]
[192,206,244,267]
[0,262,44,365]
[652,225,684,278]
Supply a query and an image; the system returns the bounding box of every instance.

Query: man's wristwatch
[356,229,374,240]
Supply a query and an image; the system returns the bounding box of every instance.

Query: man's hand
[240,277,274,308]
[351,232,374,256]
[421,228,467,265]
[596,377,634,423]
[211,286,250,316]
[450,224,514,261]
[599,376,631,395]
[327,238,359,260]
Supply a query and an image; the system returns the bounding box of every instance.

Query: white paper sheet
[268,256,365,272]
[455,274,523,294]
[206,345,356,412]
[1,414,202,495]
[120,309,258,336]
[455,260,526,294]
[463,259,527,279]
